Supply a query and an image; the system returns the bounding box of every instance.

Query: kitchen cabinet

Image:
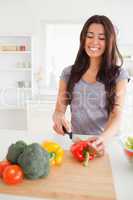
[0,35,32,110]
[119,43,133,77]
[26,97,72,149]
[120,78,133,134]
[27,99,56,135]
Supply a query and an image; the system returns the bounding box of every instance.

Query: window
[41,22,83,91]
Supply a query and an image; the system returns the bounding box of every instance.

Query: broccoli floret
[17,143,50,180]
[6,140,27,164]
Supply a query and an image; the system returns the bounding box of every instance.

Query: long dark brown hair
[67,15,123,115]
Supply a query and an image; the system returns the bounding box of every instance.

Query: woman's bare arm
[53,80,70,134]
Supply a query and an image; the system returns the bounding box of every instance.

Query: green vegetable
[125,136,133,150]
[127,137,133,145]
[17,143,50,180]
[6,141,27,164]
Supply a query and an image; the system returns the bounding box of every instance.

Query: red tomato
[3,164,24,185]
[124,149,133,158]
[0,160,11,177]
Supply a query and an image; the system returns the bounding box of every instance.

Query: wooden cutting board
[0,151,116,200]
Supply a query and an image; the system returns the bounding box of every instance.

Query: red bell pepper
[71,140,97,166]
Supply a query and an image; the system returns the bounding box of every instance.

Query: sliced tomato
[3,164,24,185]
[0,160,11,177]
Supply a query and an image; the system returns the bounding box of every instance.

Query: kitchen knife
[62,126,72,139]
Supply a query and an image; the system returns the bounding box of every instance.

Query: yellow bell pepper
[42,140,64,165]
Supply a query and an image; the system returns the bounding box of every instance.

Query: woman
[52,15,129,156]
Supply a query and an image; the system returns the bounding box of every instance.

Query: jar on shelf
[16,81,25,88]
[19,45,26,51]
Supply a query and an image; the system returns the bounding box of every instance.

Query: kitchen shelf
[0,51,31,54]
[17,87,31,90]
[0,68,31,71]
[0,105,26,110]
[0,35,32,109]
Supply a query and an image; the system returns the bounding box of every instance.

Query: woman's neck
[82,58,101,83]
[89,57,101,72]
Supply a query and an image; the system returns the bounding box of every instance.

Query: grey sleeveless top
[60,66,129,135]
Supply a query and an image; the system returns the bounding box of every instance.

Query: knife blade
[62,126,72,139]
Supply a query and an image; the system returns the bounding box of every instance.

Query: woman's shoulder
[116,67,130,82]
[60,65,72,83]
[62,65,72,74]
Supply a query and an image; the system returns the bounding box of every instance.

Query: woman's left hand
[86,136,105,157]
[91,136,105,157]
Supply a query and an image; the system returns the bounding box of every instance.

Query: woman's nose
[93,37,99,45]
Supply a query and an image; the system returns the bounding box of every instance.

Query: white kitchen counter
[0,130,133,200]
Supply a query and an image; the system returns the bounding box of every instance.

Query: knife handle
[62,126,72,139]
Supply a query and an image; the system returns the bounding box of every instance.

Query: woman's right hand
[52,111,71,135]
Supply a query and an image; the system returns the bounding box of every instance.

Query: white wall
[0,0,133,41]
[0,0,35,35]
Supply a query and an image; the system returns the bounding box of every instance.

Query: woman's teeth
[89,47,99,52]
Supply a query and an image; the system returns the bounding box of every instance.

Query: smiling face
[84,23,106,60]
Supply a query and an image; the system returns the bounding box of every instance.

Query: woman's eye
[86,35,93,38]
[86,33,105,40]
[99,37,105,40]
[87,36,93,38]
